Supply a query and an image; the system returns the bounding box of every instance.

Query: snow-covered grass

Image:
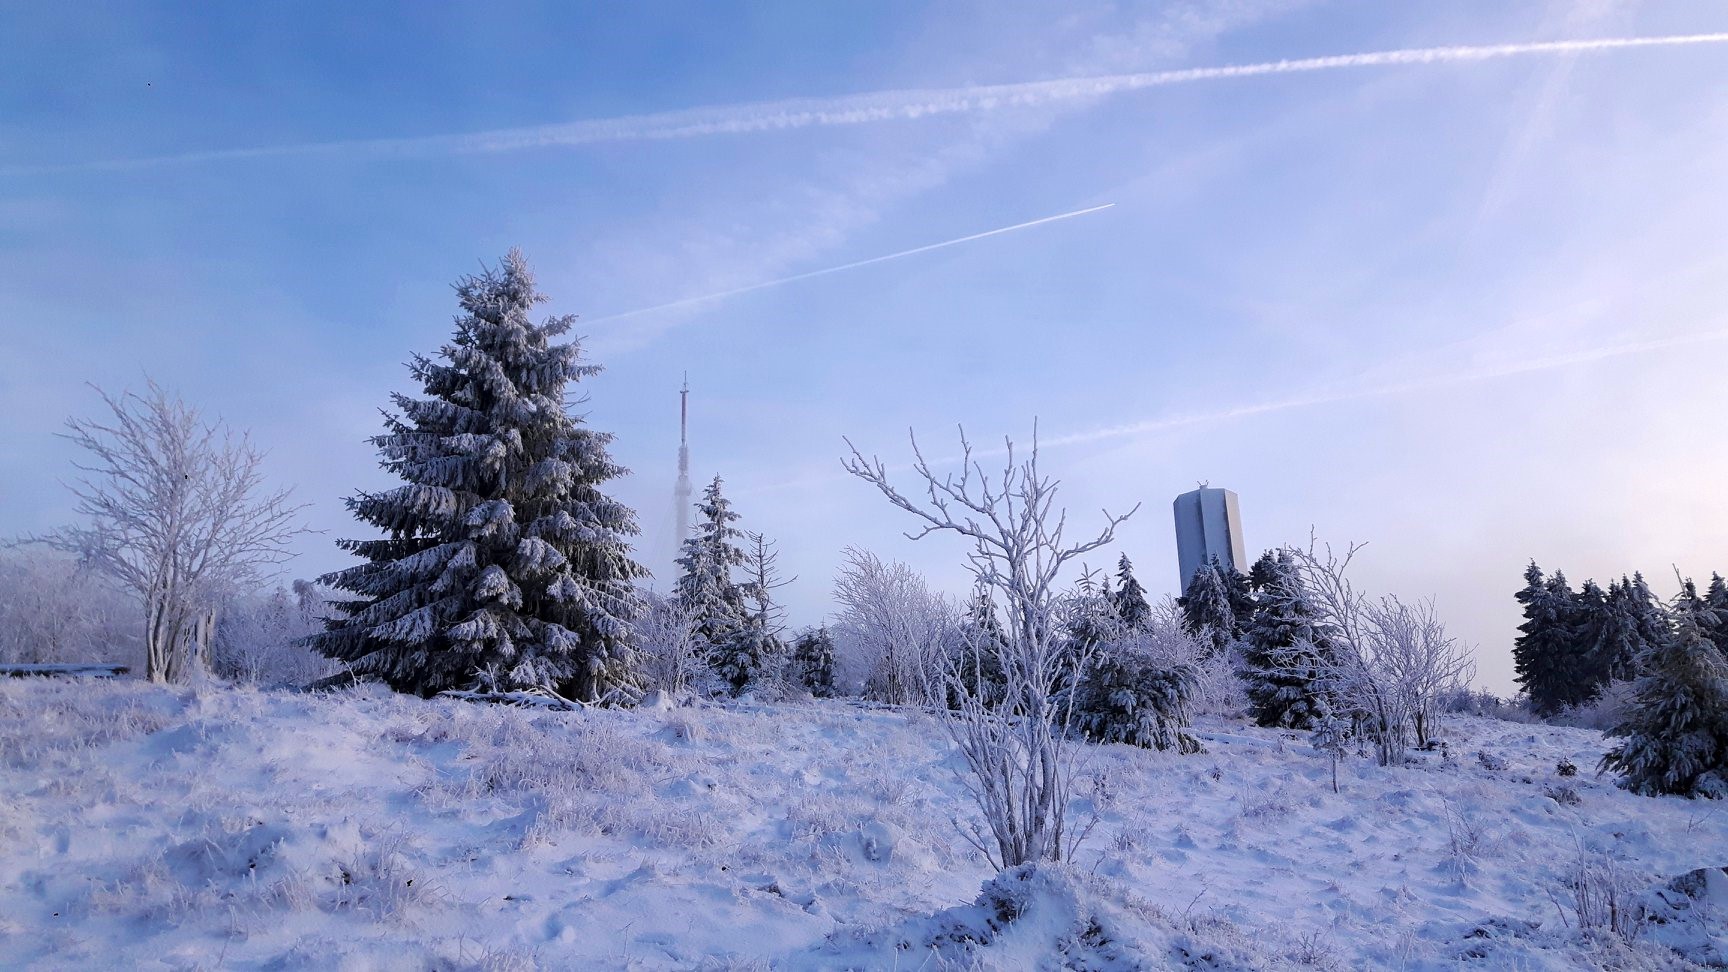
[1,680,1723,970]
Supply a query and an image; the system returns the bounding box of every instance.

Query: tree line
[1514,562,1728,798]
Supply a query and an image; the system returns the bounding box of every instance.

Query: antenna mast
[674,374,692,546]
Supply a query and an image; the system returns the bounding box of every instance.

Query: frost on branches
[311,251,647,701]
[1241,548,1332,731]
[1600,614,1728,798]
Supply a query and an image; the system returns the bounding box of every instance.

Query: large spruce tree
[1242,549,1331,729]
[312,251,647,699]
[1178,559,1239,654]
[1600,614,1728,798]
[1512,564,1589,716]
[674,476,756,692]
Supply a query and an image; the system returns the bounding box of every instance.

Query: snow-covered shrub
[0,551,140,667]
[1553,678,1637,731]
[1566,841,1644,943]
[209,581,337,687]
[1069,649,1201,753]
[631,591,708,696]
[788,625,838,698]
[831,547,953,704]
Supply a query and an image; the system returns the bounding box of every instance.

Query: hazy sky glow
[4,1,1727,693]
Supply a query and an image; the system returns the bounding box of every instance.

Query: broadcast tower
[674,375,692,547]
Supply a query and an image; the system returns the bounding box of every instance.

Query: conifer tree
[675,476,747,642]
[1600,614,1728,798]
[1242,548,1331,729]
[1588,579,1643,687]
[1109,554,1152,631]
[312,251,647,699]
[1178,560,1237,654]
[1512,564,1588,716]
[1707,573,1728,653]
[951,584,1009,709]
[674,476,757,692]
[790,625,838,697]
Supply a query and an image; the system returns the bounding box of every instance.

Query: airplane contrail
[584,203,1114,324]
[742,327,1728,496]
[8,33,1727,177]
[1041,328,1728,450]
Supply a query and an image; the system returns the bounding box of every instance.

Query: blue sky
[4,1,1727,692]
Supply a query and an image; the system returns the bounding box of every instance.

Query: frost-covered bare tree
[831,547,954,704]
[844,427,1136,869]
[34,382,309,683]
[1286,541,1473,765]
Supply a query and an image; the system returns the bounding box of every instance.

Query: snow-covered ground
[1,680,1723,970]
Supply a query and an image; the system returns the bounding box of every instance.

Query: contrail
[585,203,1114,324]
[742,327,1728,496]
[9,33,1727,176]
[1042,328,1728,450]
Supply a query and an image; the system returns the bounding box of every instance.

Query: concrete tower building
[1172,486,1245,588]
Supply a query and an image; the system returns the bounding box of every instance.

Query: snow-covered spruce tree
[1178,560,1238,655]
[1067,610,1202,754]
[674,476,759,693]
[1242,548,1332,730]
[1599,614,1728,798]
[311,251,647,700]
[1109,554,1152,631]
[790,625,838,697]
[1512,564,1591,717]
[1707,573,1728,652]
[949,584,1009,710]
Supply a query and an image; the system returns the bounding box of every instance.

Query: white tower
[674,375,692,546]
[1172,485,1245,587]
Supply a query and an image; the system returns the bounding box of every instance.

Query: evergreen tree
[1512,564,1589,716]
[674,476,752,691]
[789,625,837,697]
[1178,560,1237,654]
[1627,573,1673,649]
[1242,548,1331,729]
[311,251,646,699]
[1707,573,1728,651]
[1674,576,1726,658]
[951,584,1008,709]
[1600,615,1728,798]
[1588,579,1644,687]
[1570,579,1614,693]
[1221,561,1256,641]
[1109,554,1152,631]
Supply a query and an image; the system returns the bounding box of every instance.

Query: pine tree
[1109,554,1152,631]
[1588,579,1643,686]
[311,251,647,700]
[1707,573,1728,652]
[1242,548,1332,729]
[1570,579,1614,695]
[1599,615,1728,798]
[1221,561,1256,641]
[1311,713,1351,793]
[951,584,1009,709]
[1512,564,1589,716]
[790,625,837,697]
[674,476,754,692]
[1178,560,1237,654]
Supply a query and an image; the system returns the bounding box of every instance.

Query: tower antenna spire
[674,374,692,548]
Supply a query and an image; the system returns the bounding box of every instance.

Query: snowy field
[1,680,1724,971]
